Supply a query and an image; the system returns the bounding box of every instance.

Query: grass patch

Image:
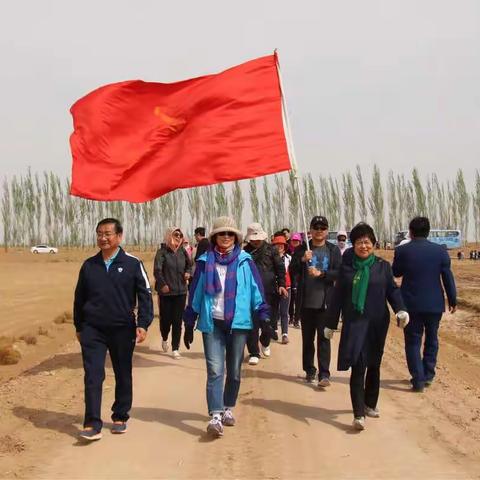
[0,337,21,365]
[53,311,74,324]
[19,334,37,345]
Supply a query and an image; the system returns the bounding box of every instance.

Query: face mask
[338,241,346,248]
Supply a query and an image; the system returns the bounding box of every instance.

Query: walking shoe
[172,350,181,359]
[293,322,300,329]
[425,379,434,387]
[281,334,289,344]
[79,427,102,441]
[271,330,279,342]
[412,385,424,393]
[261,345,271,357]
[222,409,235,427]
[248,356,259,365]
[111,422,127,434]
[207,417,224,438]
[318,377,331,388]
[161,340,169,352]
[305,374,316,384]
[353,416,365,431]
[365,406,380,418]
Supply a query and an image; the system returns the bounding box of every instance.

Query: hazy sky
[1,0,479,186]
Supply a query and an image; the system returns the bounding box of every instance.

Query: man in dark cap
[290,216,342,387]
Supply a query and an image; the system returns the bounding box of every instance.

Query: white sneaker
[261,345,271,357]
[222,409,235,427]
[248,356,259,365]
[365,406,380,418]
[207,417,224,437]
[281,334,289,344]
[353,416,366,431]
[172,350,181,359]
[161,340,169,352]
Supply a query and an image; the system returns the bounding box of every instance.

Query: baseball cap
[310,216,329,229]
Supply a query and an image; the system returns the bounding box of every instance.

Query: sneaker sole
[353,421,365,431]
[111,426,128,434]
[79,432,103,441]
[206,426,224,437]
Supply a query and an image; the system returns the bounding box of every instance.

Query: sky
[1,0,479,187]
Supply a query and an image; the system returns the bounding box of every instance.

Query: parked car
[30,245,58,254]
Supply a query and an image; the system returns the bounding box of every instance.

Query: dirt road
[1,324,479,479]
[1,249,480,479]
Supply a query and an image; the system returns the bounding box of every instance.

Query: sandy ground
[1,249,480,479]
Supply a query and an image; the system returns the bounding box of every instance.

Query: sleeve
[391,248,403,278]
[324,245,341,283]
[182,247,193,275]
[289,245,304,278]
[440,249,457,307]
[325,265,345,329]
[73,264,86,333]
[136,260,154,330]
[153,249,167,290]
[247,258,271,322]
[385,262,406,313]
[272,247,286,289]
[183,260,205,326]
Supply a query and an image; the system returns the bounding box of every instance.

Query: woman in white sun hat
[183,216,271,438]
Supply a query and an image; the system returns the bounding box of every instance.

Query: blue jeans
[404,312,442,388]
[202,322,249,415]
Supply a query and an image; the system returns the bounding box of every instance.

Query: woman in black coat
[324,223,409,431]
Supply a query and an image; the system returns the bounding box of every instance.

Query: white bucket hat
[208,216,243,244]
[245,222,268,242]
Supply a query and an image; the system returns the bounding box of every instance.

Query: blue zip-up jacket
[183,251,270,332]
[74,247,154,332]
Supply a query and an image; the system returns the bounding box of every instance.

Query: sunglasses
[217,231,235,237]
[312,226,328,231]
[173,232,183,238]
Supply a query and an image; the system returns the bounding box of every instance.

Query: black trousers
[247,292,279,357]
[80,323,136,431]
[159,294,186,350]
[289,287,300,323]
[301,308,331,379]
[350,353,381,418]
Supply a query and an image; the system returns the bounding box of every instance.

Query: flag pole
[275,50,310,251]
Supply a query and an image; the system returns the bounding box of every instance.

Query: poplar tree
[342,172,355,229]
[355,165,368,223]
[249,179,260,223]
[230,181,244,230]
[368,164,385,241]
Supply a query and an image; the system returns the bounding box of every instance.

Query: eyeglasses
[217,231,235,237]
[96,231,116,239]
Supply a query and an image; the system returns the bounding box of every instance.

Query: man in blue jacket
[74,218,153,440]
[392,217,456,392]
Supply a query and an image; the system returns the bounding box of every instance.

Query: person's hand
[396,311,410,329]
[324,327,335,339]
[184,272,191,281]
[308,266,321,277]
[449,304,457,314]
[302,250,313,263]
[184,325,194,349]
[136,327,147,343]
[76,332,81,343]
[278,287,288,298]
[160,285,170,294]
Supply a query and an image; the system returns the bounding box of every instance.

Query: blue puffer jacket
[183,251,270,333]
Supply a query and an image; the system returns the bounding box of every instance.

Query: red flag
[69,54,291,202]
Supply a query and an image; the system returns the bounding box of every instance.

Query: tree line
[1,166,479,250]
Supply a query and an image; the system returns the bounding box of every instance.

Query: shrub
[20,334,37,345]
[0,339,21,365]
[53,311,74,324]
[38,326,49,336]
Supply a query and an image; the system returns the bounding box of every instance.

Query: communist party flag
[69,54,291,202]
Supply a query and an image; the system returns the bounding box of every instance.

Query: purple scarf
[205,245,241,326]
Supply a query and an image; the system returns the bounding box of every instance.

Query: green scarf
[352,254,376,314]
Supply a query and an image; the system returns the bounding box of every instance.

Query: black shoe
[305,374,316,384]
[271,330,279,342]
[412,385,425,393]
[425,379,434,387]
